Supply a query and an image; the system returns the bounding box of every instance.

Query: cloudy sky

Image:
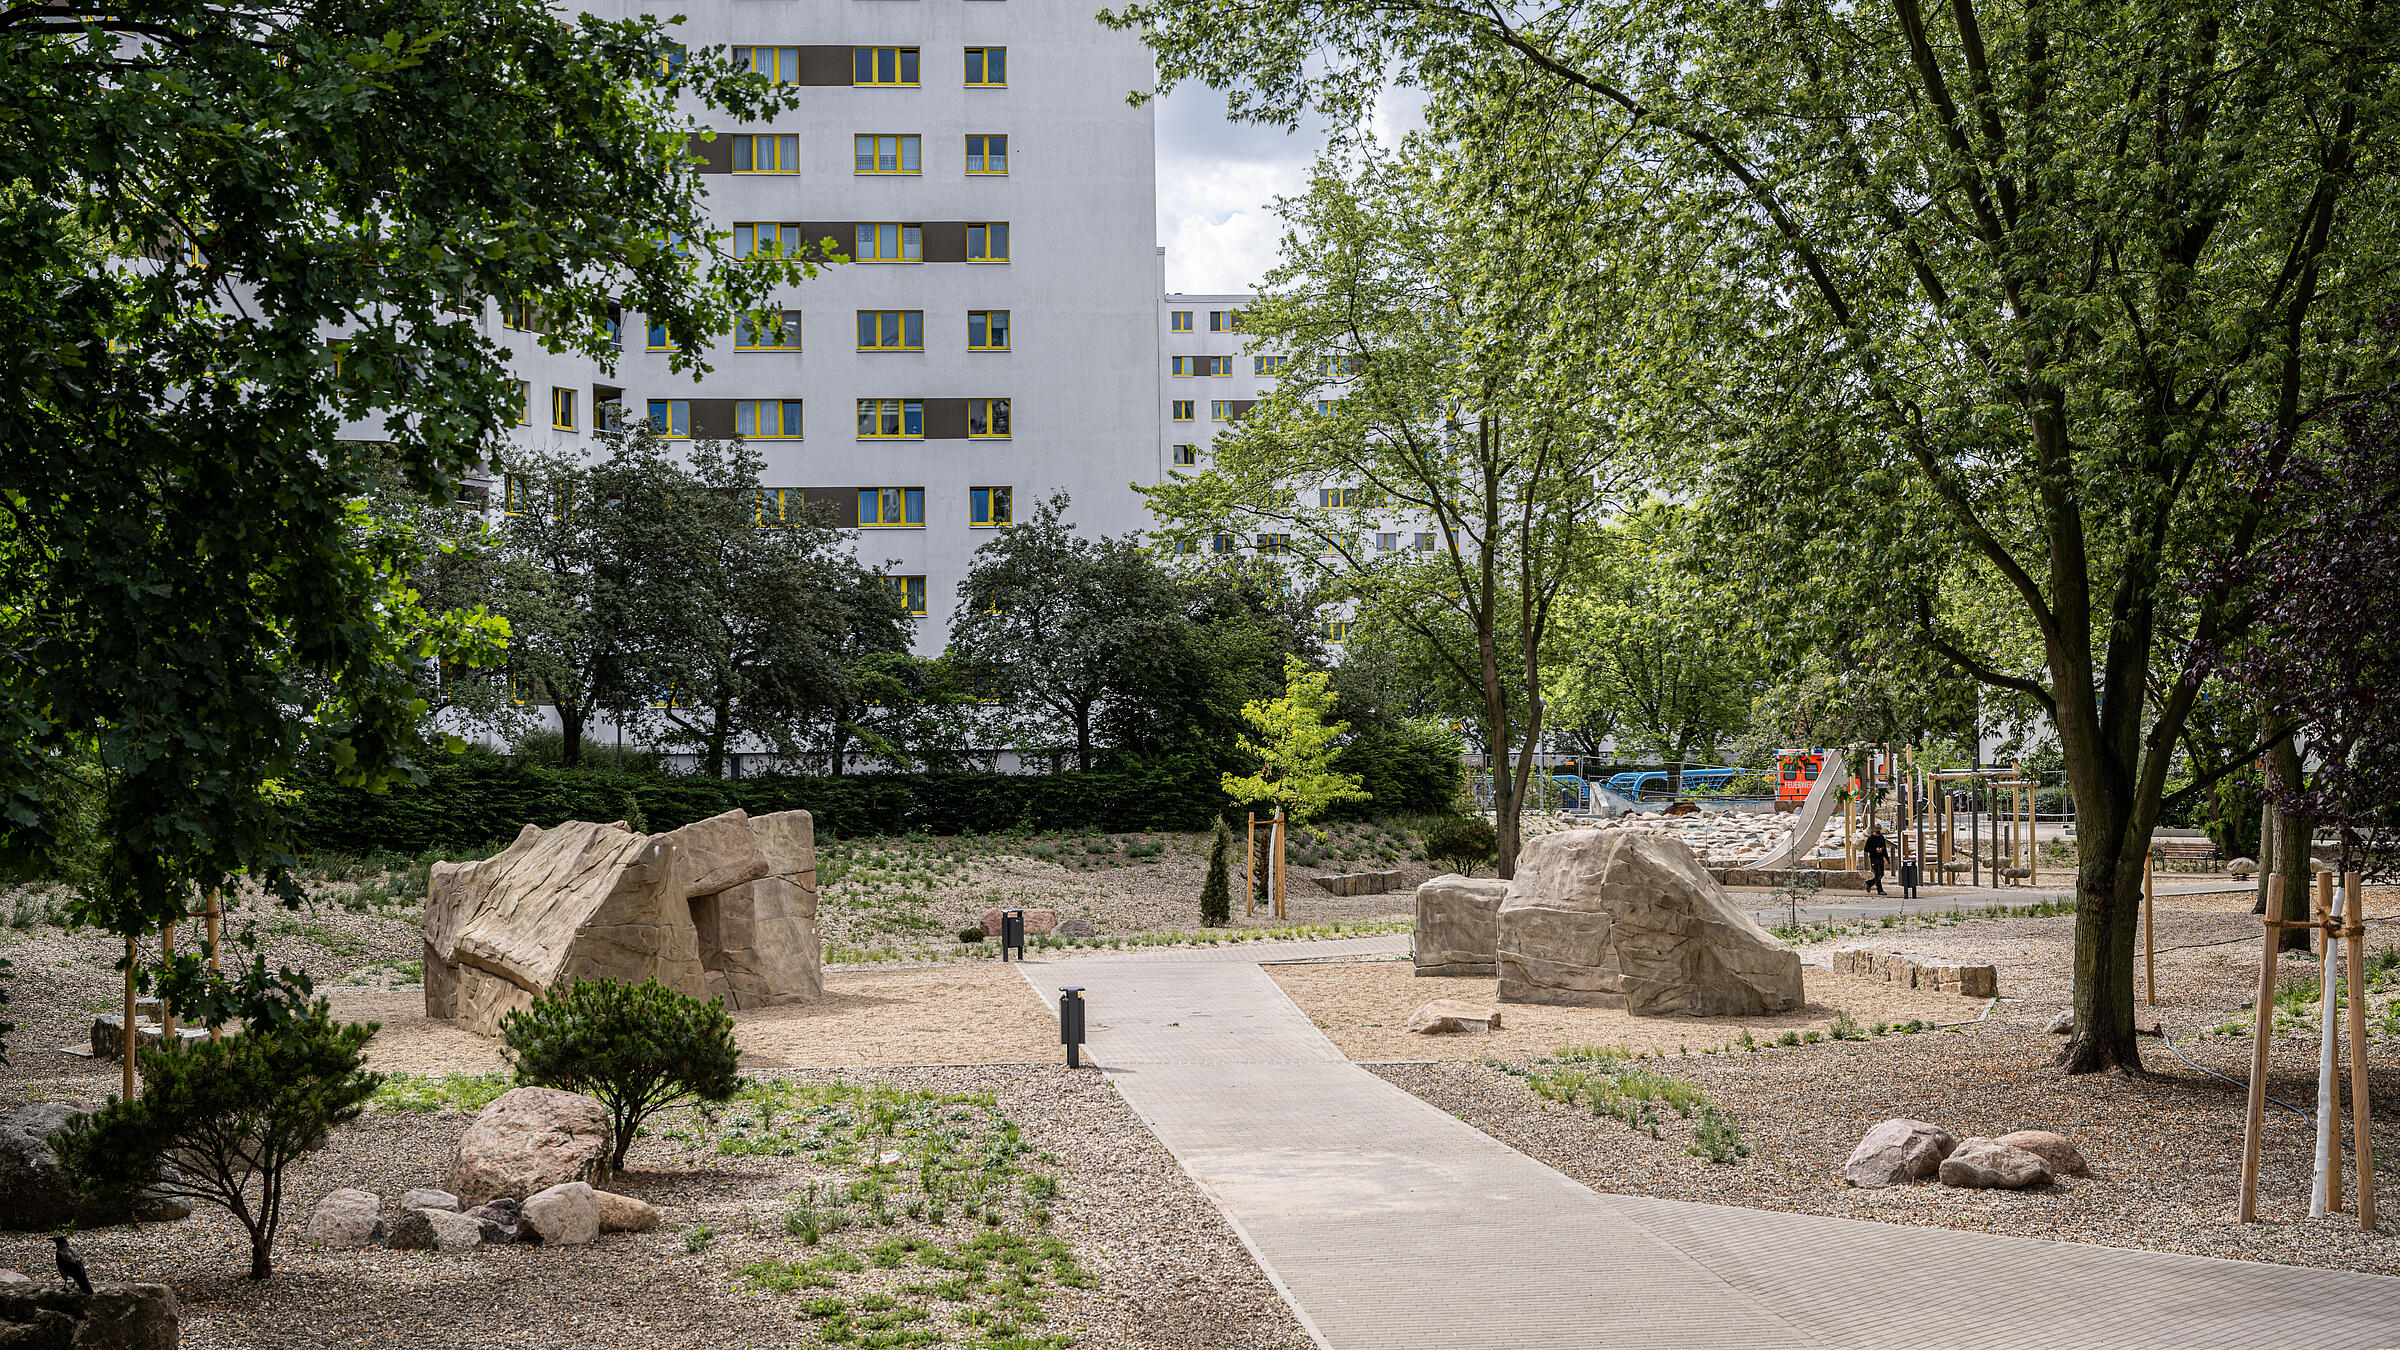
[1152,85,1423,296]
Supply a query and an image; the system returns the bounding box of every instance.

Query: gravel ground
[0,1066,1313,1350]
[1371,886,2400,1275]
[1269,960,1988,1061]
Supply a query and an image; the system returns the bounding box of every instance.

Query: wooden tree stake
[2344,872,2376,1230]
[2314,871,2340,1215]
[206,892,223,1041]
[122,934,137,1101]
[1244,814,1258,919]
[2239,873,2285,1222]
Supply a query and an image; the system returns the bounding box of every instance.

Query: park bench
[2148,838,2219,868]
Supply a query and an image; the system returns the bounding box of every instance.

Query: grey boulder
[2,1102,190,1231]
[1990,1129,2091,1178]
[302,1187,385,1247]
[1938,1137,2054,1189]
[387,1206,487,1253]
[463,1201,520,1244]
[1841,1118,1957,1188]
[519,1181,600,1246]
[397,1187,459,1212]
[0,1283,179,1350]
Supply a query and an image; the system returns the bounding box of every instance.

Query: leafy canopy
[1223,656,1369,825]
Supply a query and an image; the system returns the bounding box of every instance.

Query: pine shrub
[1200,821,1233,926]
[1424,815,1497,875]
[501,978,740,1171]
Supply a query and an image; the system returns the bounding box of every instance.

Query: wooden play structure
[1836,748,2039,892]
[2238,870,2375,1229]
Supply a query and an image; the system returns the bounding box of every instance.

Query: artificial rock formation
[1413,875,1508,977]
[421,808,821,1035]
[1494,829,1803,1016]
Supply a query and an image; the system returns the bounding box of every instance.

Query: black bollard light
[1058,986,1087,1068]
[1000,908,1026,962]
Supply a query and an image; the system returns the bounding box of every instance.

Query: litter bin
[1000,908,1025,962]
[1899,860,1920,899]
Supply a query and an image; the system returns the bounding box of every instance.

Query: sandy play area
[1267,959,1991,1061]
[346,964,1061,1074]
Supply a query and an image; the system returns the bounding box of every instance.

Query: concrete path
[1740,879,2251,930]
[1015,940,2400,1350]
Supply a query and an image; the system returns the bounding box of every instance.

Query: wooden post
[122,934,137,1101]
[1248,807,1267,912]
[1270,807,1286,921]
[2342,871,2375,1230]
[206,891,222,1042]
[2239,873,2286,1222]
[2316,871,2340,1214]
[2143,852,2157,1006]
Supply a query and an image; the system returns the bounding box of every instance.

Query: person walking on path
[1863,823,1890,895]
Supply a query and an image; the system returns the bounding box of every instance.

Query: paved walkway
[1740,879,2251,929]
[1014,940,2400,1350]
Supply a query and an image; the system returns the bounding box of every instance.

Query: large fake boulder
[0,1284,179,1350]
[1842,1118,1957,1188]
[1,1103,190,1231]
[1413,875,1508,977]
[1494,830,1803,1015]
[423,808,822,1034]
[448,1088,612,1206]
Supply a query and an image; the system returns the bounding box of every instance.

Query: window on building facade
[964,47,1006,86]
[1256,533,1291,554]
[1172,444,1198,466]
[735,399,802,439]
[857,310,925,350]
[859,487,926,527]
[1210,400,1232,420]
[1209,533,1237,554]
[647,399,690,437]
[734,223,803,258]
[1414,531,1437,551]
[855,47,920,85]
[967,398,1011,437]
[968,310,1010,349]
[1170,310,1193,332]
[516,380,532,425]
[1210,309,1241,331]
[733,46,800,82]
[857,398,924,438]
[965,134,1007,174]
[855,134,920,173]
[1171,356,1197,376]
[1255,355,1287,375]
[1320,486,1382,508]
[735,310,802,350]
[970,485,1013,526]
[1171,400,1194,421]
[1376,531,1398,552]
[655,43,686,78]
[732,134,799,173]
[966,222,1009,261]
[856,223,923,262]
[1322,619,1351,641]
[550,387,576,431]
[883,575,929,615]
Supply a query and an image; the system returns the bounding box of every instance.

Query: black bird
[52,1234,92,1295]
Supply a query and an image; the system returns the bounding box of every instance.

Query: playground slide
[1750,748,1848,870]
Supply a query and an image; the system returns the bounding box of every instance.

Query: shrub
[1829,1011,1865,1041]
[57,1003,381,1279]
[957,927,986,944]
[501,978,741,1172]
[1688,1106,1752,1164]
[1200,821,1232,927]
[1423,815,1497,875]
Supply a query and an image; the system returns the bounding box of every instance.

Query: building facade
[477,0,1165,653]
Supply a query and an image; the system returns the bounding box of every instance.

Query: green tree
[1,0,811,1038]
[57,1006,381,1280]
[501,977,741,1172]
[1113,0,2400,1072]
[1547,507,1758,798]
[1146,102,1636,877]
[486,448,628,768]
[1223,656,1370,824]
[606,436,907,778]
[1200,820,1234,926]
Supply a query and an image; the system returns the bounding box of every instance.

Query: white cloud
[1153,84,1428,296]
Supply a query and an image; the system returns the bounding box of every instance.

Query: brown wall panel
[1229,400,1258,421]
[800,222,853,261]
[799,486,860,528]
[922,397,970,440]
[799,46,853,85]
[920,221,969,263]
[689,398,737,440]
[687,133,732,175]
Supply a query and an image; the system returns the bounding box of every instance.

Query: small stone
[1938,1137,2053,1189]
[1404,1000,1503,1034]
[1054,919,1097,938]
[593,1189,660,1233]
[1842,1118,1956,1188]
[1991,1130,2091,1177]
[519,1181,600,1245]
[2047,1009,2075,1035]
[303,1187,385,1247]
[0,1268,31,1286]
[463,1204,520,1244]
[876,1150,904,1167]
[398,1187,459,1212]
[387,1205,486,1253]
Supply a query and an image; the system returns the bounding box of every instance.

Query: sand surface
[348,964,1061,1074]
[1268,960,1990,1061]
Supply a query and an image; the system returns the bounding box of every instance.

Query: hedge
[287,734,1462,855]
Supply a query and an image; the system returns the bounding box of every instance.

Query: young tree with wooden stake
[1223,657,1370,912]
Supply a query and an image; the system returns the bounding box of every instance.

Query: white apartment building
[470,0,1164,654]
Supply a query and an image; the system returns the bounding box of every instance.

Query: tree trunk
[2058,783,2148,1074]
[557,703,587,768]
[2266,737,2314,954]
[1075,709,1093,773]
[248,1228,273,1280]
